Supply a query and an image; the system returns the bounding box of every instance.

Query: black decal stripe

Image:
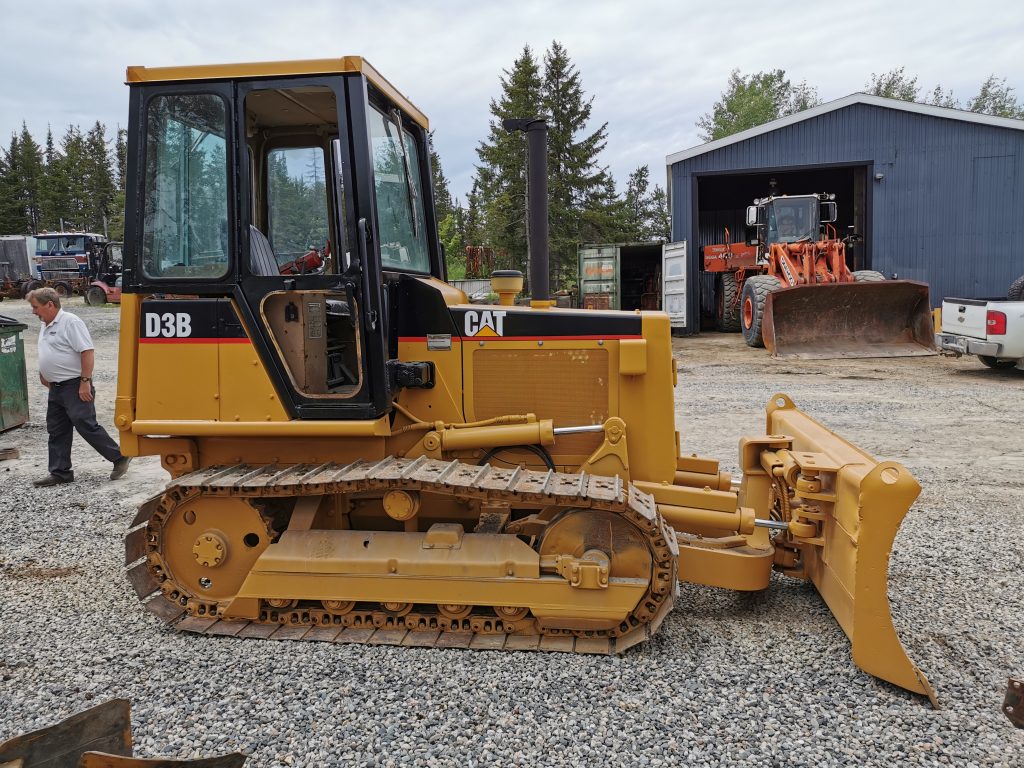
[139,299,248,339]
[447,308,643,338]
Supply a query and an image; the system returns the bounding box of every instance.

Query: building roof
[125,56,428,129]
[666,92,1024,167]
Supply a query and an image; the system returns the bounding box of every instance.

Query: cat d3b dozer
[115,57,934,705]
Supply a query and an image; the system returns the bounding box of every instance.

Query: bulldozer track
[125,457,678,654]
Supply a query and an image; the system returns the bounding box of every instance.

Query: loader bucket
[764,394,937,706]
[762,280,934,359]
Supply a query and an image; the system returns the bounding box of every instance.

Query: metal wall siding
[672,104,1024,304]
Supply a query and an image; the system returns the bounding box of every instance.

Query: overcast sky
[2,0,1022,203]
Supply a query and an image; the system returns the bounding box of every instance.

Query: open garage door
[694,164,870,329]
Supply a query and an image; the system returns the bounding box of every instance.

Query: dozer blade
[762,280,934,359]
[764,394,937,706]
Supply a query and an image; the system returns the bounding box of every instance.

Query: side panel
[136,300,221,421]
[453,304,677,482]
[135,298,286,423]
[458,306,633,465]
[392,276,465,425]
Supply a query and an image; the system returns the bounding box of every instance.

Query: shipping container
[577,242,666,312]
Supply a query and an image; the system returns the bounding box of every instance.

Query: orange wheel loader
[704,193,934,358]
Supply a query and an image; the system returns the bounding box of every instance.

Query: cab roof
[125,56,428,129]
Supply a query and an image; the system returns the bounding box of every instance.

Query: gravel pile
[1,298,1022,767]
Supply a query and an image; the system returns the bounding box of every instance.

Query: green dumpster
[0,314,29,431]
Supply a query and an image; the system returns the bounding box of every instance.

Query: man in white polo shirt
[27,287,131,486]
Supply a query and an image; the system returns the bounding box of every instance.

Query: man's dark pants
[46,380,121,480]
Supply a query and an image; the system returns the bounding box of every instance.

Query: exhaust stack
[503,118,549,305]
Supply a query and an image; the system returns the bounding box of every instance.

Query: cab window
[368,107,429,272]
[141,94,229,279]
[267,146,330,269]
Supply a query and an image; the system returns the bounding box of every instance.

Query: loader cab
[747,194,838,247]
[123,59,442,421]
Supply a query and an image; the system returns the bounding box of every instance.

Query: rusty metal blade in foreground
[0,699,247,767]
[763,280,934,359]
[0,699,132,768]
[766,395,937,706]
[1005,678,1023,728]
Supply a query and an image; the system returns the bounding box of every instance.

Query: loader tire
[740,275,782,348]
[85,286,107,306]
[852,270,886,282]
[1007,274,1024,301]
[52,281,73,299]
[22,279,42,298]
[978,355,1017,369]
[716,273,741,332]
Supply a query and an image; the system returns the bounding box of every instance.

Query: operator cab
[745,193,838,262]
[123,58,442,420]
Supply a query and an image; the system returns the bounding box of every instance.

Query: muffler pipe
[502,118,549,304]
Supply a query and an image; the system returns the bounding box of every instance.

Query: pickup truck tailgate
[942,299,989,339]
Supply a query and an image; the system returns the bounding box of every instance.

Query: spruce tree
[51,125,87,230]
[84,121,116,235]
[462,179,484,251]
[619,165,671,242]
[474,45,543,276]
[648,185,671,241]
[38,127,61,231]
[541,41,613,288]
[108,128,129,240]
[0,135,26,234]
[428,131,466,276]
[3,125,46,234]
[428,131,454,223]
[621,165,653,241]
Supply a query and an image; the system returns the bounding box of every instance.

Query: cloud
[2,0,1021,205]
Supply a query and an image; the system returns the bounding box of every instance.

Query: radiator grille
[472,348,609,458]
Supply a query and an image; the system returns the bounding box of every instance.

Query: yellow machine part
[112,55,933,704]
[751,393,937,705]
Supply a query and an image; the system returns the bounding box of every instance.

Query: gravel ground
[1,296,1022,767]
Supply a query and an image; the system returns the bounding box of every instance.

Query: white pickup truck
[936,278,1024,369]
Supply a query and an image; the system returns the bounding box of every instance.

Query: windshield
[766,198,818,244]
[37,236,86,255]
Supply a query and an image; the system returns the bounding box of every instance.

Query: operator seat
[249,226,279,276]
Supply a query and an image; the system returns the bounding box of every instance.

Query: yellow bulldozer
[114,57,934,705]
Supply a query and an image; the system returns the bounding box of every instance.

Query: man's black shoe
[33,474,74,487]
[110,456,132,480]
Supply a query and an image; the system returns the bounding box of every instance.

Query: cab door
[233,75,392,420]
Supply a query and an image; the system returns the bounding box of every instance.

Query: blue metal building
[665,94,1024,333]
